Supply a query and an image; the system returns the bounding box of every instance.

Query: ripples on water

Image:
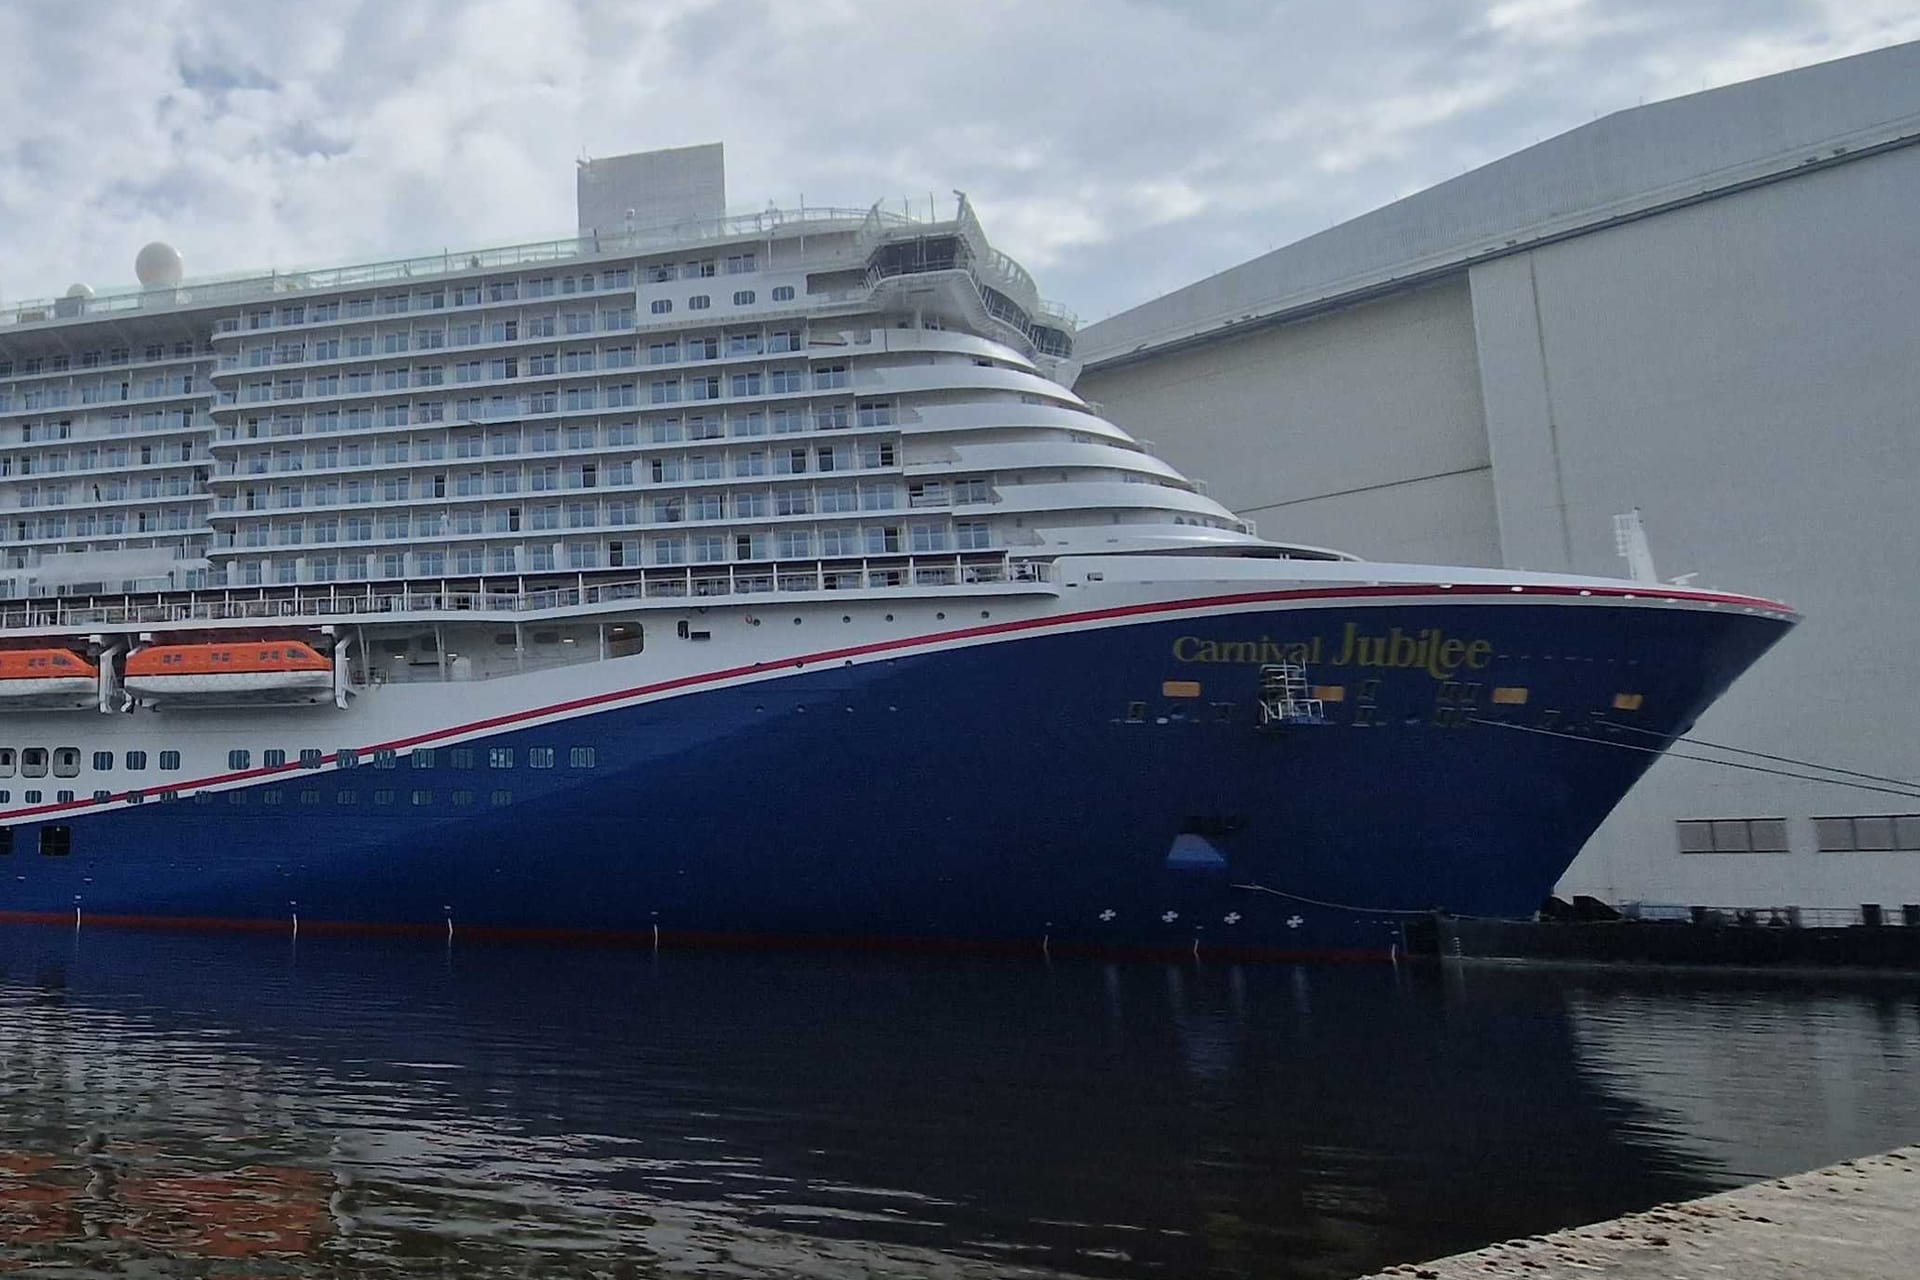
[0,929,1915,1278]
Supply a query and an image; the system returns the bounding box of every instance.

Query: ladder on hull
[1257,663,1325,729]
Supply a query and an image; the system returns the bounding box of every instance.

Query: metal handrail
[0,206,919,330]
[0,555,1053,632]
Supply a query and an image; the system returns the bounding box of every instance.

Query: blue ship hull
[0,600,1791,956]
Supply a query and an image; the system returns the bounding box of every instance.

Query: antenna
[1612,509,1658,584]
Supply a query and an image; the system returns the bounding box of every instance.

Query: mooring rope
[1468,718,1920,801]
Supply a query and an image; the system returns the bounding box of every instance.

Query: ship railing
[1,206,921,330]
[0,555,1053,632]
[369,646,605,686]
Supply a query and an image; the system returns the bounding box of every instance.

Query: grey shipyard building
[1076,41,1920,914]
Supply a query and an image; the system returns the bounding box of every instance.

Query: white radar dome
[65,282,94,299]
[135,241,184,288]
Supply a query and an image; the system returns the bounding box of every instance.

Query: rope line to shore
[1229,883,1438,916]
[1468,719,1920,801]
[1610,722,1920,792]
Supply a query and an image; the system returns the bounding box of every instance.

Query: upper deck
[0,173,1256,612]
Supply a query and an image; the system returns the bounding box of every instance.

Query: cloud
[0,0,1914,323]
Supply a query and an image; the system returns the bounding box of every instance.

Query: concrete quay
[1360,1146,1920,1279]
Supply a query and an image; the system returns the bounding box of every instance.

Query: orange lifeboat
[0,648,99,710]
[124,641,334,707]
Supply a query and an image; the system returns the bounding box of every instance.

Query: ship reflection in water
[0,930,1916,1279]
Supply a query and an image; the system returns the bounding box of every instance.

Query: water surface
[0,927,1915,1277]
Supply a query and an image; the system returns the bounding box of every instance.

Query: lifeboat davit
[0,648,99,710]
[124,641,334,707]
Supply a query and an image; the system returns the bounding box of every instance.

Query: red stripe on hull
[0,580,1792,823]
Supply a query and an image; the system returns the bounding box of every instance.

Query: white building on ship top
[0,144,1262,609]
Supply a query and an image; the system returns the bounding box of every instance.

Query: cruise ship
[0,146,1795,956]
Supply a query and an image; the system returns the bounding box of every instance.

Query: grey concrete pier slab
[1359,1147,1920,1279]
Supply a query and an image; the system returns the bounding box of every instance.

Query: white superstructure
[0,175,1276,615]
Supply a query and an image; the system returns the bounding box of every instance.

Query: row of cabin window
[1,340,199,376]
[299,746,594,770]
[647,287,794,314]
[0,745,597,777]
[0,789,514,811]
[238,272,626,330]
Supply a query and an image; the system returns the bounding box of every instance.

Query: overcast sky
[1,0,1914,323]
